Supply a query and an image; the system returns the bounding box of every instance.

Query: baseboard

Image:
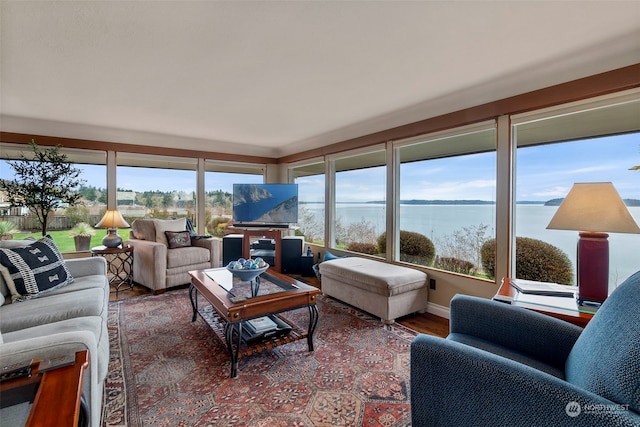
[426,302,450,320]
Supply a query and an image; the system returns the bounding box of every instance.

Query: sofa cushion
[153,218,187,247]
[0,235,74,302]
[131,219,156,241]
[165,230,191,249]
[0,286,106,333]
[166,246,210,269]
[566,270,640,413]
[3,315,109,383]
[43,274,109,300]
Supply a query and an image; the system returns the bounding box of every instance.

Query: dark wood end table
[494,277,596,327]
[0,350,90,427]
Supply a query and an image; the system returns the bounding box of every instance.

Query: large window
[396,123,497,276]
[332,149,386,256]
[204,161,264,235]
[513,91,640,289]
[1,143,106,252]
[116,153,196,225]
[291,161,325,244]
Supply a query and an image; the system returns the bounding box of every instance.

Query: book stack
[245,316,278,335]
[510,278,576,297]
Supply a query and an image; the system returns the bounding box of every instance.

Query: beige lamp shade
[547,182,640,234]
[95,209,130,229]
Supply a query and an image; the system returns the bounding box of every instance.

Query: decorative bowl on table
[226,258,269,282]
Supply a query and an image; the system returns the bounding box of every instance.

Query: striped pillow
[0,235,74,302]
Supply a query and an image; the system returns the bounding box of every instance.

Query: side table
[0,350,89,427]
[494,277,596,327]
[91,245,134,293]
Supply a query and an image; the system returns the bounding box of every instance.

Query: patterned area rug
[102,288,419,426]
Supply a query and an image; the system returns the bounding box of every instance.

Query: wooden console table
[235,228,284,272]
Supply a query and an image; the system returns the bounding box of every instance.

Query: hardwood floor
[109,273,449,339]
[396,311,449,338]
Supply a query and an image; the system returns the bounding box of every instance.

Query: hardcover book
[246,316,278,333]
[510,278,576,297]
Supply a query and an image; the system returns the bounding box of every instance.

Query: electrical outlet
[429,278,436,290]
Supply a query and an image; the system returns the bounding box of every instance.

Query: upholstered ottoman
[319,257,428,324]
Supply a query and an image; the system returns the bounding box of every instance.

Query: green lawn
[14,229,131,253]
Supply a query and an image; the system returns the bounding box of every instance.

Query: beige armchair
[125,218,221,293]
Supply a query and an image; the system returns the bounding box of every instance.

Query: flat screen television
[232,183,298,226]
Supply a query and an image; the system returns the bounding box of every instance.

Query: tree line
[76,185,233,211]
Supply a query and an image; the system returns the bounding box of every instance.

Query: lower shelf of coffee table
[233,315,307,359]
[242,315,293,344]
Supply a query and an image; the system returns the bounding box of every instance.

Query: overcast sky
[2,134,638,203]
[298,134,640,203]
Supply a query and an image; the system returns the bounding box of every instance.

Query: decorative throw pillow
[165,230,191,249]
[153,218,188,247]
[323,250,346,262]
[0,235,74,302]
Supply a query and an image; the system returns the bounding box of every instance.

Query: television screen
[232,183,298,225]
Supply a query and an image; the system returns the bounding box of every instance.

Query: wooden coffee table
[188,268,320,377]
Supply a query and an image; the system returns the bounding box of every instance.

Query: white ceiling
[1,1,639,158]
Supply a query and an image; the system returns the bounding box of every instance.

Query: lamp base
[577,231,609,304]
[102,229,122,248]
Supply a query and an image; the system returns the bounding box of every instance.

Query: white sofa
[0,238,109,427]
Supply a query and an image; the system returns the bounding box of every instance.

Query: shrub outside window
[396,123,497,277]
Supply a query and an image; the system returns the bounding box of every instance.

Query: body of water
[304,203,640,288]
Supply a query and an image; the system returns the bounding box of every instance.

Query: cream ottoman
[319,257,428,324]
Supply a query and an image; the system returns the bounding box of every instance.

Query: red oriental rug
[102,288,420,426]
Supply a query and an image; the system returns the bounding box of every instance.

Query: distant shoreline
[301,199,640,206]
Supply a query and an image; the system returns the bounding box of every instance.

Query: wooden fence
[1,215,103,232]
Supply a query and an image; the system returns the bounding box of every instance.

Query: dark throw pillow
[0,235,74,302]
[165,230,192,249]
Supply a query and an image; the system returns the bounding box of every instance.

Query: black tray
[241,315,293,345]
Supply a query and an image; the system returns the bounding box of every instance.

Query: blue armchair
[410,271,640,427]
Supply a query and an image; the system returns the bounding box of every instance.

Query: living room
[1,2,640,426]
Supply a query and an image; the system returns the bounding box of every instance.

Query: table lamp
[95,209,130,248]
[546,182,640,304]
